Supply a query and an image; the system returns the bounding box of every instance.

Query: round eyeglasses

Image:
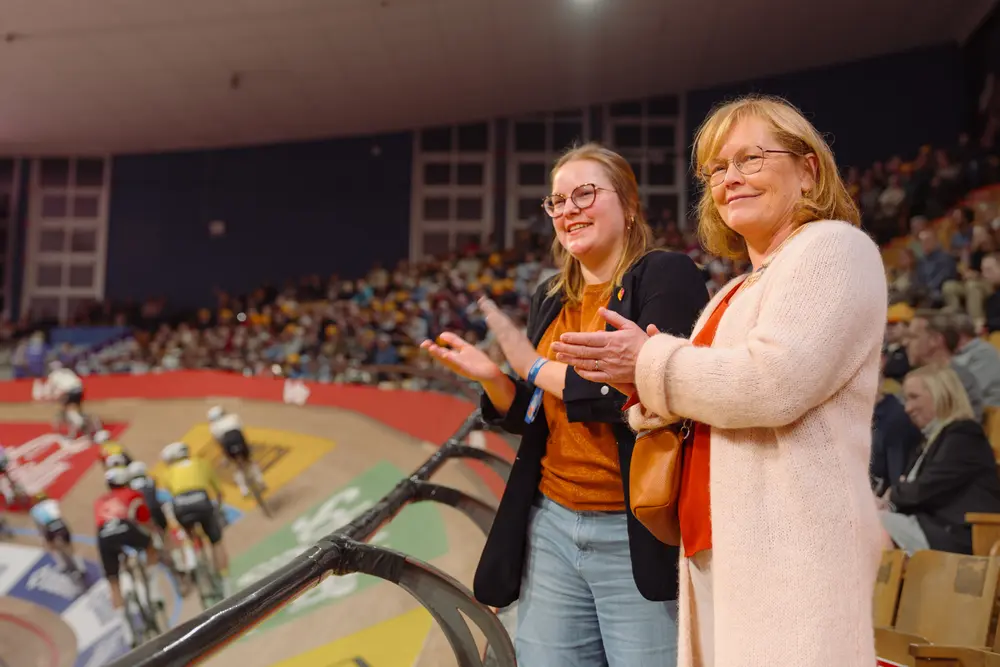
[541,183,616,217]
[700,146,796,187]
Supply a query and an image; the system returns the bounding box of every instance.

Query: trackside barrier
[105,409,518,667]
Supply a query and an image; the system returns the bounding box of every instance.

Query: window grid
[602,94,688,228]
[23,156,111,322]
[505,110,591,248]
[410,123,495,261]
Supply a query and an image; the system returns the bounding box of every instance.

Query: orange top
[679,279,744,557]
[537,283,626,511]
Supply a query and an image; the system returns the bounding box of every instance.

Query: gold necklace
[735,223,812,295]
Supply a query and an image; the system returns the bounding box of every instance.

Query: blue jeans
[516,496,679,667]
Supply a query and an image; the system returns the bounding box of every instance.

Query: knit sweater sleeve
[633,222,887,429]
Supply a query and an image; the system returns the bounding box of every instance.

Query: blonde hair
[691,94,861,260]
[904,364,975,431]
[546,142,653,306]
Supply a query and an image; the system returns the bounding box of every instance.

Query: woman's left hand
[478,297,539,379]
[551,308,657,385]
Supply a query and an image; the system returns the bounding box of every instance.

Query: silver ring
[594,360,600,371]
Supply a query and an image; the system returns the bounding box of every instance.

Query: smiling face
[706,116,817,249]
[549,159,627,270]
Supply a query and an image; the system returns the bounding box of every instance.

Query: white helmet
[93,429,110,445]
[105,453,128,469]
[160,442,189,463]
[104,466,130,488]
[127,460,148,481]
[207,406,225,422]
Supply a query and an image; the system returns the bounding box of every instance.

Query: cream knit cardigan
[630,221,887,667]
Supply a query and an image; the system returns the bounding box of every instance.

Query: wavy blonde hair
[905,364,975,435]
[692,94,861,260]
[546,143,653,306]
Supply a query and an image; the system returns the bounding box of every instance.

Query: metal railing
[106,409,517,667]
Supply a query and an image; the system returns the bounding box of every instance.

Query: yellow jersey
[162,458,221,498]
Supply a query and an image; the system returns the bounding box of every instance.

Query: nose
[722,161,745,188]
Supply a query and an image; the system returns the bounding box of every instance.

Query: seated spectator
[884,303,914,382]
[906,310,984,421]
[887,248,922,305]
[872,349,924,495]
[914,229,960,308]
[952,313,1000,407]
[878,365,1000,555]
[982,252,1000,334]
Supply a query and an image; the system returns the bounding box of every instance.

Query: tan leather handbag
[629,420,691,546]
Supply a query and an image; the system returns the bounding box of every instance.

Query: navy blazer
[473,250,710,606]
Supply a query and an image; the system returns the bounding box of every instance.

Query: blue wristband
[526,357,548,385]
[524,357,548,424]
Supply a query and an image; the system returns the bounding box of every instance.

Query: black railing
[105,409,517,667]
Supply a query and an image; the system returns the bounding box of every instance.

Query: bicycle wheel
[132,554,162,640]
[120,559,149,648]
[191,533,219,610]
[241,460,272,518]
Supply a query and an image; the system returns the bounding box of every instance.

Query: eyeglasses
[700,146,797,187]
[542,183,616,217]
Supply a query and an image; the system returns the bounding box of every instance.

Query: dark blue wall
[106,133,412,309]
[685,44,966,171]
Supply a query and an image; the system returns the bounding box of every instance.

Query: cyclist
[93,466,163,641]
[0,443,16,506]
[207,406,265,498]
[94,430,133,469]
[44,361,87,438]
[160,442,229,580]
[126,462,168,535]
[30,491,83,578]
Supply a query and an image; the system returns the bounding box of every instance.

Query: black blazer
[891,419,1000,554]
[473,250,710,607]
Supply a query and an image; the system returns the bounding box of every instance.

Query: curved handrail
[104,409,518,667]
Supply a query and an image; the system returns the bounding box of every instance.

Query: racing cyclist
[94,430,134,469]
[160,442,229,582]
[0,443,17,506]
[30,492,84,580]
[93,466,164,644]
[44,362,87,438]
[207,406,265,498]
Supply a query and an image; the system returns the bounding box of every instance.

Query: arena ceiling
[0,0,995,155]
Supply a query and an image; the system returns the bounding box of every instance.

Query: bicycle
[49,526,86,590]
[236,456,272,519]
[181,505,228,610]
[119,545,167,648]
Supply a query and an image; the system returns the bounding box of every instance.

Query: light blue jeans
[516,495,679,667]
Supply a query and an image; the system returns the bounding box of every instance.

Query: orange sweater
[537,283,625,511]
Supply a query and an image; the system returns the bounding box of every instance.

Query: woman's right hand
[420,332,504,384]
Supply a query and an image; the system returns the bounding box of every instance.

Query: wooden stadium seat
[875,551,1000,667]
[875,549,908,628]
[967,514,1000,557]
[982,407,1000,461]
[989,332,1000,355]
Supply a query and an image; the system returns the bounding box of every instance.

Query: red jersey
[93,487,150,528]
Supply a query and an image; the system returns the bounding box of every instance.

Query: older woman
[552,95,887,667]
[881,364,1000,555]
[422,142,708,666]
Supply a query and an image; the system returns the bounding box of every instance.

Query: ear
[800,153,819,194]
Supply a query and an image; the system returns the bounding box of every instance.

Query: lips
[727,193,760,204]
[566,222,592,233]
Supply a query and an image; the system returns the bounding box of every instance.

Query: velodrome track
[0,377,511,666]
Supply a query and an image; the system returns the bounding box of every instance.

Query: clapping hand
[551,308,661,387]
